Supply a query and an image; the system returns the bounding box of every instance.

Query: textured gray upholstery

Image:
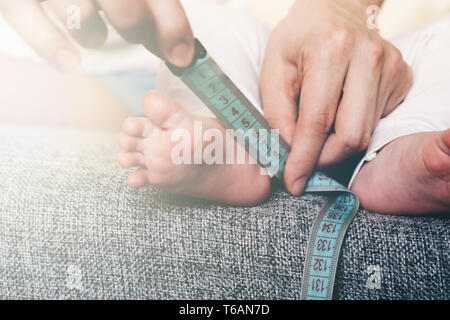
[0,125,448,299]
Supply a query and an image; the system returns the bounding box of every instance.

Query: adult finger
[260,49,300,144]
[371,46,410,127]
[284,50,348,195]
[0,0,80,71]
[319,47,382,166]
[96,0,152,45]
[145,0,194,67]
[47,0,107,48]
[381,58,413,119]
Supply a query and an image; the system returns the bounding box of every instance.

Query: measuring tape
[166,39,360,300]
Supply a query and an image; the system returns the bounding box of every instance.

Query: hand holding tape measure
[166,39,360,300]
[1,0,372,299]
[260,0,413,195]
[1,0,411,191]
[0,0,195,70]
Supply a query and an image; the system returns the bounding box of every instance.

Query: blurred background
[245,0,450,38]
[0,0,449,130]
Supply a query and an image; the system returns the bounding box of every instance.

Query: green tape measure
[166,39,360,300]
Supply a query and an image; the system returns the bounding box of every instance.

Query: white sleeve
[350,13,450,187]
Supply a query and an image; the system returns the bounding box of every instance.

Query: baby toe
[127,168,149,188]
[118,132,140,152]
[118,152,145,169]
[142,91,190,129]
[122,117,153,137]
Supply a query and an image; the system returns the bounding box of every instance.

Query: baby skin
[118,91,450,214]
[118,91,270,206]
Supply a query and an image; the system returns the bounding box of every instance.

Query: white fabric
[157,2,450,186]
[349,12,450,186]
[157,0,269,118]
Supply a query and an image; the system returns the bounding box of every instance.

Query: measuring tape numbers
[166,39,360,300]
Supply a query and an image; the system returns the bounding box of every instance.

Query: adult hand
[0,0,194,70]
[260,0,413,195]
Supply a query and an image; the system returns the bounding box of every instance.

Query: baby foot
[352,129,450,214]
[117,91,270,205]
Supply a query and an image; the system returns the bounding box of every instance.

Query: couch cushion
[0,125,448,299]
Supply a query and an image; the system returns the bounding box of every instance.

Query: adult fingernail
[55,49,80,72]
[291,177,306,196]
[169,42,194,67]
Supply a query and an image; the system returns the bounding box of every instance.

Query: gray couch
[0,124,448,299]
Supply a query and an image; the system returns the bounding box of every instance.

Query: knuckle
[341,130,371,152]
[311,27,354,64]
[302,45,318,64]
[366,40,385,68]
[266,115,296,139]
[308,112,334,134]
[385,47,405,76]
[324,27,352,47]
[390,47,404,66]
